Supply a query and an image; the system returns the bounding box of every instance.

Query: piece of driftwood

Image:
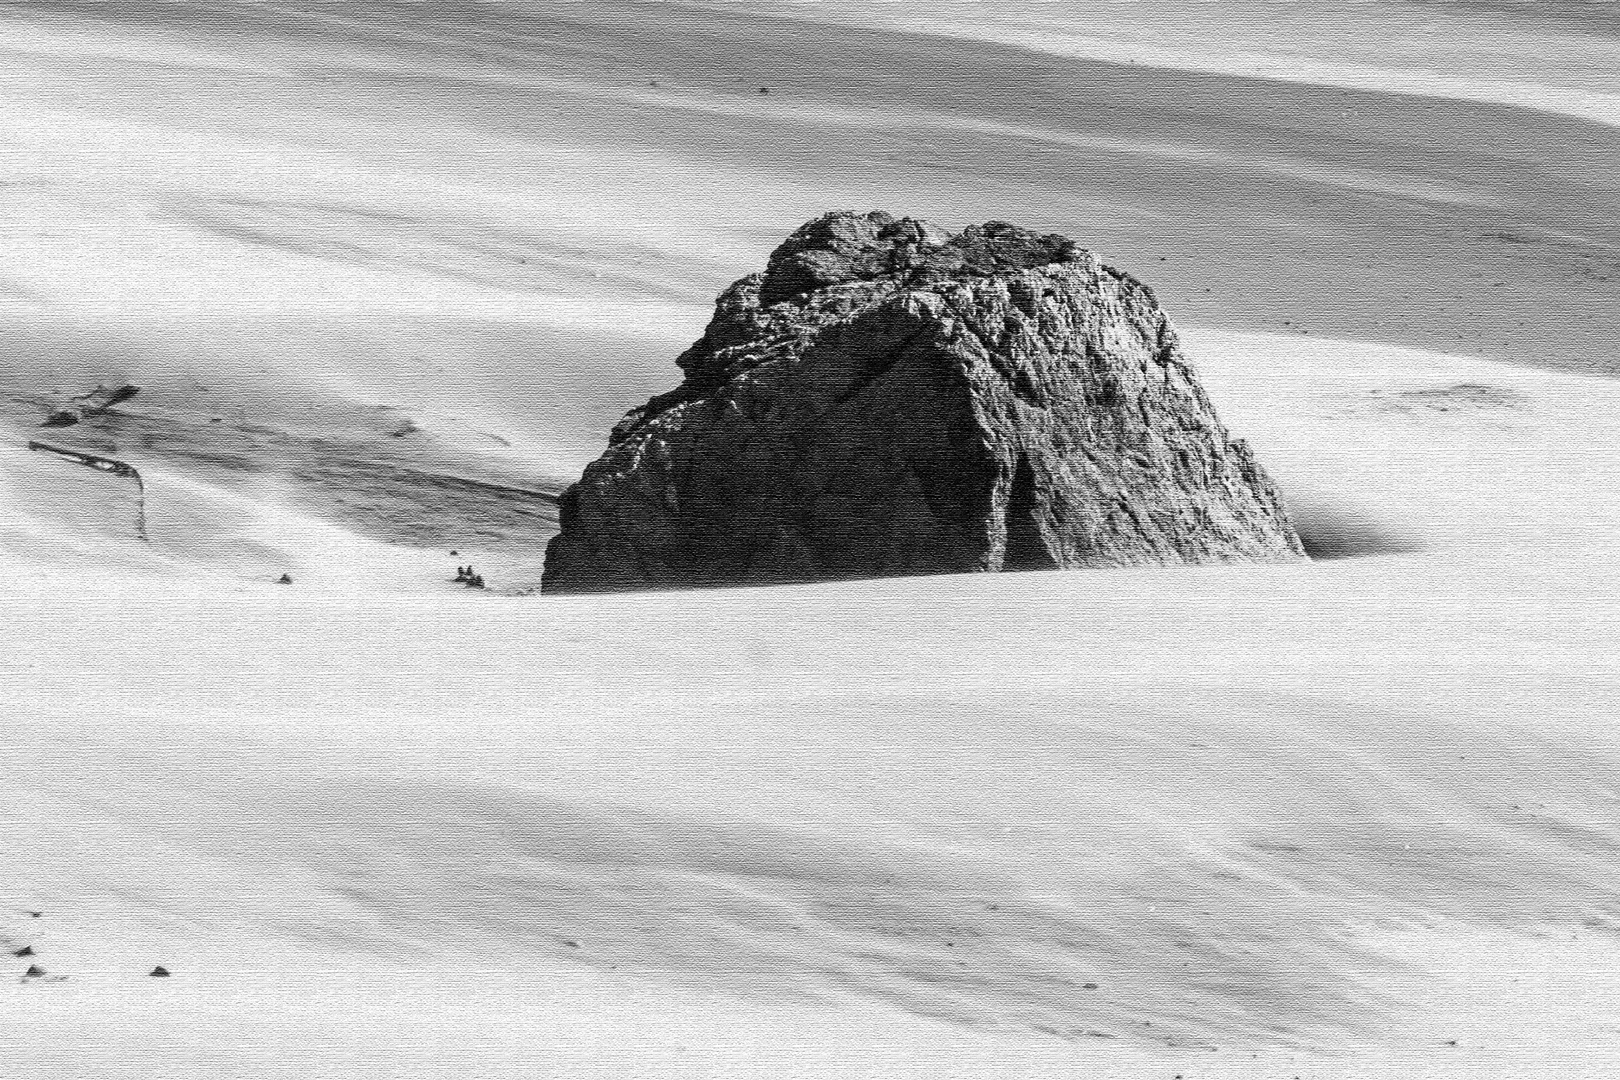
[38,383,142,429]
[27,440,148,541]
[71,383,141,412]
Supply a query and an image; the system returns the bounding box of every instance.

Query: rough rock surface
[542,211,1304,593]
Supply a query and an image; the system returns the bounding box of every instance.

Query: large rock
[542,211,1304,593]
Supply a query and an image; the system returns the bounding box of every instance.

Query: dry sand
[2,2,1620,1077]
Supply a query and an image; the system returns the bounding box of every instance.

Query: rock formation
[541,211,1304,593]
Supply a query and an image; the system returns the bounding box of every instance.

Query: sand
[2,2,1620,1077]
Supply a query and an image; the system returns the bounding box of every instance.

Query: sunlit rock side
[542,211,1304,593]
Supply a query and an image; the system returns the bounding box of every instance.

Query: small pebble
[150,966,171,977]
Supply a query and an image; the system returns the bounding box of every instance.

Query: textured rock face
[542,211,1304,593]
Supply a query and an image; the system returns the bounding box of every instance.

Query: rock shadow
[1291,501,1424,560]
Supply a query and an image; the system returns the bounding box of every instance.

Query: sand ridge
[2,2,1620,1076]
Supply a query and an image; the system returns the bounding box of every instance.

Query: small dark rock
[23,965,44,977]
[41,409,81,427]
[149,966,171,977]
[12,946,33,957]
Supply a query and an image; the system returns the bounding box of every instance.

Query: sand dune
[4,1,1620,1076]
[3,0,1618,441]
[8,330,1620,1075]
[757,0,1620,125]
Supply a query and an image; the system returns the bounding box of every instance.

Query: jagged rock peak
[541,211,1304,594]
[756,210,1081,306]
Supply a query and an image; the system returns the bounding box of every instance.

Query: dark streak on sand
[4,391,566,552]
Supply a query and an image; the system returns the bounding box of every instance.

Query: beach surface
[2,3,1619,1076]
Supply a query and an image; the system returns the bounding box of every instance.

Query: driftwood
[39,383,141,428]
[71,383,141,412]
[27,440,148,541]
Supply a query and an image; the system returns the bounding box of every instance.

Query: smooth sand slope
[2,2,1620,1077]
[7,335,1620,1078]
[2,0,1618,462]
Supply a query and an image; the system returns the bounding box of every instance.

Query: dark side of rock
[541,211,1304,593]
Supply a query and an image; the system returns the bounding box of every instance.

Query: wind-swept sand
[2,2,1620,1077]
[7,332,1620,1077]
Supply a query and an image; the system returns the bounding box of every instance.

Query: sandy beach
[3,2,1620,1076]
